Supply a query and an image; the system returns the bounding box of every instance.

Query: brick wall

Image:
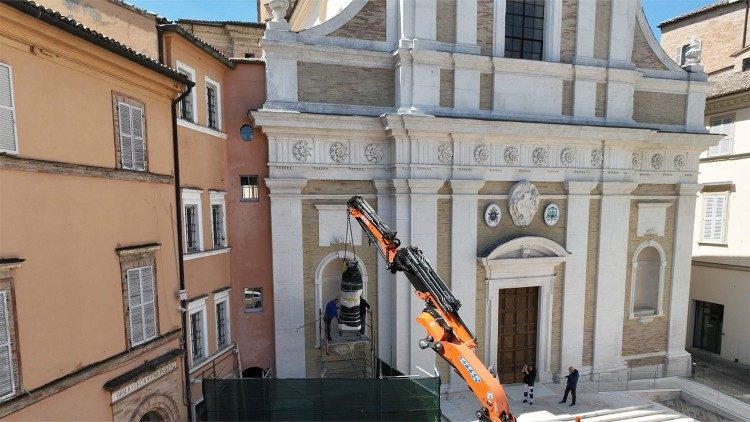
[632,24,668,70]
[297,63,395,107]
[593,0,612,61]
[436,0,457,44]
[633,91,687,125]
[329,0,387,41]
[621,198,677,357]
[562,80,574,116]
[477,0,494,56]
[595,83,607,118]
[560,0,578,63]
[440,70,455,108]
[111,365,182,421]
[480,73,493,110]
[582,198,600,366]
[660,1,746,74]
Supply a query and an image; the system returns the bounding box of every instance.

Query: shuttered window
[709,116,733,157]
[702,194,728,244]
[0,63,18,154]
[127,266,157,346]
[0,291,15,400]
[116,100,146,171]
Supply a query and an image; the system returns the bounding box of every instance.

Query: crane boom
[347,196,515,422]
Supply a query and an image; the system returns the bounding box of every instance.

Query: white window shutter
[714,196,726,242]
[702,196,715,241]
[0,292,14,398]
[130,105,145,171]
[127,268,144,344]
[140,267,157,341]
[0,64,17,154]
[118,101,134,169]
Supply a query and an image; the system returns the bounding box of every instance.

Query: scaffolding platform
[318,309,376,379]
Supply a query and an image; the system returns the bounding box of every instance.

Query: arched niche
[314,250,368,347]
[630,240,667,321]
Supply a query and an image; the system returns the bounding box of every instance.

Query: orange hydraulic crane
[347,196,515,422]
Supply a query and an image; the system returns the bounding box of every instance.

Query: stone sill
[183,247,230,261]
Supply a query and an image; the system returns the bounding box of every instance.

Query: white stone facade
[254,0,718,385]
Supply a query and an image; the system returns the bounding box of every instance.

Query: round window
[240,124,253,141]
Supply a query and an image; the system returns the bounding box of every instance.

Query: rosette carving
[632,153,642,170]
[591,149,603,168]
[504,147,520,165]
[532,147,549,167]
[365,143,383,163]
[438,144,453,164]
[329,142,349,163]
[474,145,490,164]
[651,153,664,170]
[560,148,575,166]
[293,141,312,162]
[674,154,686,170]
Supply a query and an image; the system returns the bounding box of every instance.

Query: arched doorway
[140,411,163,422]
[314,251,368,347]
[242,366,268,378]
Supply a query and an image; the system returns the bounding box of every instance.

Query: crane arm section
[347,196,515,422]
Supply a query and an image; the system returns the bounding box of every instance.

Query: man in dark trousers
[359,297,370,335]
[522,364,536,405]
[324,297,339,341]
[559,366,579,406]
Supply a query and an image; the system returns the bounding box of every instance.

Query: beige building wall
[1,3,186,419]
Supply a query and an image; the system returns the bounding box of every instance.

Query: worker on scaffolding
[324,296,339,342]
[359,296,370,336]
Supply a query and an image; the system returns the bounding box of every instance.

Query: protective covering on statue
[338,260,362,331]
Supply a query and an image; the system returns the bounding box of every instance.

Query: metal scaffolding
[318,308,376,379]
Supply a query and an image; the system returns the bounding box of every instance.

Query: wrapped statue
[338,260,362,332]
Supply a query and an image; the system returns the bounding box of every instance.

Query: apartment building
[661,1,750,367]
[0,1,190,419]
[254,0,718,390]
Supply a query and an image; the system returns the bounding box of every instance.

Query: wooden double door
[496,287,539,384]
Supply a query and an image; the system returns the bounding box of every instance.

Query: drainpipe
[159,29,195,421]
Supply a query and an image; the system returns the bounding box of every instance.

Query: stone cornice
[565,181,598,195]
[706,91,750,114]
[450,179,485,195]
[265,178,308,195]
[676,183,701,196]
[601,182,639,195]
[260,38,394,69]
[115,243,161,257]
[492,57,573,79]
[407,178,444,194]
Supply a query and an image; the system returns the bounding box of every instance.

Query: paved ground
[659,398,730,422]
[688,354,750,405]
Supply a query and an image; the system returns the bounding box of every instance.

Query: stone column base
[665,351,693,377]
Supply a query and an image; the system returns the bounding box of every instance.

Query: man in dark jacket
[359,297,370,335]
[559,366,579,406]
[522,364,536,405]
[324,297,339,341]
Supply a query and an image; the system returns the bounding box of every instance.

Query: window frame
[700,192,730,245]
[182,189,204,254]
[125,265,158,347]
[112,92,148,172]
[629,241,667,320]
[708,115,734,157]
[176,61,197,123]
[504,0,545,61]
[0,62,19,155]
[214,290,231,350]
[244,287,263,313]
[188,298,209,367]
[209,191,227,249]
[240,175,260,202]
[0,287,18,402]
[204,76,222,131]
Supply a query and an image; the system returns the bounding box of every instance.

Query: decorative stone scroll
[504,147,520,165]
[329,142,349,163]
[474,145,490,164]
[365,144,383,163]
[508,180,540,227]
[532,147,549,167]
[293,141,312,161]
[438,144,453,164]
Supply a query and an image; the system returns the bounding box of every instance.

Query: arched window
[630,241,666,319]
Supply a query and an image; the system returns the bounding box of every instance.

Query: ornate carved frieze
[365,143,383,163]
[329,142,349,163]
[532,147,549,167]
[474,145,490,164]
[438,144,453,164]
[673,154,686,170]
[293,141,313,161]
[632,153,642,170]
[651,153,664,170]
[504,147,520,165]
[509,180,540,227]
[591,149,603,168]
[560,148,575,166]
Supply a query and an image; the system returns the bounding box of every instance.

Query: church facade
[252,0,718,390]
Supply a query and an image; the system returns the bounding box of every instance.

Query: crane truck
[347,196,515,422]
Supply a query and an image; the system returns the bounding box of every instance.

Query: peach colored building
[0,1,191,420]
[158,24,241,418]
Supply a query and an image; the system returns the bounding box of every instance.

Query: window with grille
[114,95,146,171]
[185,204,200,253]
[216,299,229,348]
[505,0,545,60]
[701,194,728,244]
[127,266,157,346]
[709,116,733,157]
[0,62,18,154]
[207,84,218,130]
[189,305,207,365]
[240,176,259,201]
[211,204,225,247]
[177,62,196,122]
